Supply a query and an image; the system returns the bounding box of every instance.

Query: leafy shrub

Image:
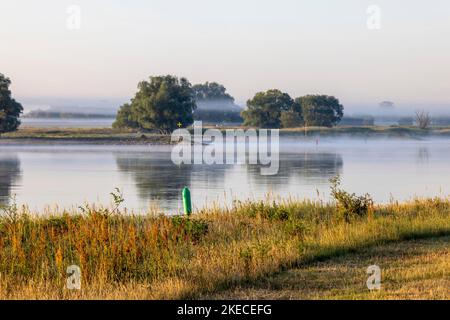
[234,200,290,221]
[285,219,308,238]
[330,176,373,222]
[0,196,19,223]
[171,216,209,243]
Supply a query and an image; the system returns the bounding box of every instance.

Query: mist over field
[19,96,450,123]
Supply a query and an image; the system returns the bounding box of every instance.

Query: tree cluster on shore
[113,75,344,132]
[2,72,344,135]
[242,90,343,129]
[0,73,440,134]
[0,73,360,134]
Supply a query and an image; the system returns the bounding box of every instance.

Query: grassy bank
[0,127,171,144]
[208,236,450,300]
[0,196,449,299]
[2,125,450,144]
[280,125,450,138]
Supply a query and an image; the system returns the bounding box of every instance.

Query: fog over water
[1,137,449,213]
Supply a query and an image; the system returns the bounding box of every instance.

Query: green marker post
[182,187,192,216]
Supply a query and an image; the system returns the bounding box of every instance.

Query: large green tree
[113,75,196,133]
[192,82,234,103]
[0,74,23,134]
[192,82,242,124]
[280,110,303,128]
[112,103,139,129]
[296,95,343,127]
[241,89,297,128]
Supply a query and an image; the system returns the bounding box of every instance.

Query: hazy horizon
[17,96,450,118]
[2,0,450,115]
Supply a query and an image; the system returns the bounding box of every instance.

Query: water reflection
[0,155,22,206]
[3,138,449,212]
[115,150,343,207]
[247,152,343,188]
[114,152,230,203]
[416,147,429,164]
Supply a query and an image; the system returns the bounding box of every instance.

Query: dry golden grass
[0,197,449,299]
[207,236,450,300]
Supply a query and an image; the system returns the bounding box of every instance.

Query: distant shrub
[415,110,431,130]
[330,176,373,222]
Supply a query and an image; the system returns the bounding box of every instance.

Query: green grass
[3,125,450,144]
[279,125,450,138]
[0,197,449,299]
[0,127,171,144]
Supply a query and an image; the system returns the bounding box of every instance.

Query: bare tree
[415,110,431,129]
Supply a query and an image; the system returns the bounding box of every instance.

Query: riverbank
[0,127,172,145]
[282,125,450,138]
[2,126,450,145]
[0,196,449,299]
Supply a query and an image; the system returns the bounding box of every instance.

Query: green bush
[234,200,290,221]
[171,216,209,243]
[330,176,373,222]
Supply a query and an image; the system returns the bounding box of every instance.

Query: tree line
[242,89,343,128]
[113,75,344,132]
[0,73,344,134]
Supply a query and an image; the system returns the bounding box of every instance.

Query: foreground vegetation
[0,192,449,299]
[209,236,449,300]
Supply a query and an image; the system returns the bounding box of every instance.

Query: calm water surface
[1,138,450,213]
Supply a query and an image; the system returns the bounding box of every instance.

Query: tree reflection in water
[246,152,343,189]
[114,151,230,205]
[115,150,343,207]
[0,154,22,206]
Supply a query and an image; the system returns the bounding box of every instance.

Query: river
[1,137,449,213]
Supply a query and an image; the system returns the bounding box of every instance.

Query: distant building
[379,101,395,109]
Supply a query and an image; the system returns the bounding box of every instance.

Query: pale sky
[1,0,450,112]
